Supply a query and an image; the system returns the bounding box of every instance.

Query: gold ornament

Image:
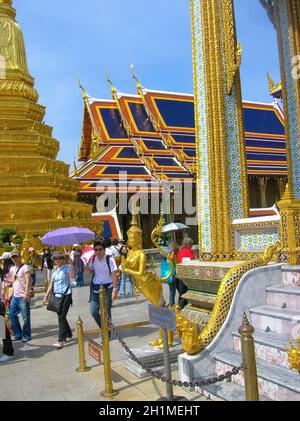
[287,339,300,374]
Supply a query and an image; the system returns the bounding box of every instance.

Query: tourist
[27,247,40,289]
[106,238,125,301]
[27,247,40,307]
[0,252,14,362]
[88,239,117,329]
[176,237,195,309]
[41,247,53,291]
[116,241,133,296]
[8,250,32,343]
[43,251,75,349]
[72,245,85,288]
[160,242,179,307]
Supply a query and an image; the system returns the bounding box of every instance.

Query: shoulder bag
[47,269,70,314]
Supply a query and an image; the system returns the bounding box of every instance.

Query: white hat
[0,252,12,260]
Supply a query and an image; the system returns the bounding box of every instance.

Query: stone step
[182,291,216,310]
[181,278,222,295]
[181,306,211,327]
[198,381,271,401]
[232,329,290,368]
[266,285,300,311]
[214,350,300,401]
[250,305,300,336]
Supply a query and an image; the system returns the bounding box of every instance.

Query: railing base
[76,367,91,373]
[100,390,119,398]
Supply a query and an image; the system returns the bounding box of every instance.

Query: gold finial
[78,76,88,101]
[238,312,254,337]
[281,183,294,200]
[130,64,142,91]
[0,0,12,5]
[126,211,142,246]
[105,70,116,95]
[243,312,249,326]
[73,158,78,176]
[267,72,282,94]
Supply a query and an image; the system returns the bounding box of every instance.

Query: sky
[14,0,280,167]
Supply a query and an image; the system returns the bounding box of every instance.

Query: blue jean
[90,286,113,328]
[76,272,84,287]
[120,273,134,295]
[31,273,36,287]
[9,296,31,340]
[168,282,176,306]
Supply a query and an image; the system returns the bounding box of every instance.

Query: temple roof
[74,86,286,194]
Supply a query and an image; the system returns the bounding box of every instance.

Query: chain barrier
[151,377,164,399]
[108,316,242,389]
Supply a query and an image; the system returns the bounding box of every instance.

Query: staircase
[199,283,300,401]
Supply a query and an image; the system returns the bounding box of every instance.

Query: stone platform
[124,340,183,378]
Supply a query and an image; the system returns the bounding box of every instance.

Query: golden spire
[0,0,94,236]
[0,0,13,3]
[0,0,30,76]
[73,158,78,176]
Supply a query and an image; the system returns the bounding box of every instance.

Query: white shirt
[108,245,121,258]
[89,256,117,285]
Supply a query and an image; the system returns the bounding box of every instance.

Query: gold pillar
[277,185,300,266]
[238,313,259,401]
[99,286,118,397]
[76,317,91,373]
[191,0,249,259]
[287,0,300,143]
[272,0,300,199]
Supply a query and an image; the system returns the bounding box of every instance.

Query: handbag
[47,284,70,314]
[0,300,6,317]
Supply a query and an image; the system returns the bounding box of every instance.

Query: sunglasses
[53,257,64,261]
[94,248,104,251]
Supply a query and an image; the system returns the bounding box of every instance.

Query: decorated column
[261,1,300,267]
[190,0,249,259]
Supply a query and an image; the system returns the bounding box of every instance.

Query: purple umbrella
[41,227,95,247]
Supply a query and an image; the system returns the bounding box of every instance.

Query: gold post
[238,313,259,401]
[277,185,300,266]
[76,316,91,373]
[99,286,118,397]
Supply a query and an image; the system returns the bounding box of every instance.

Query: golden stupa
[0,0,95,236]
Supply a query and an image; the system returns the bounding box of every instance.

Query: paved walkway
[0,285,207,401]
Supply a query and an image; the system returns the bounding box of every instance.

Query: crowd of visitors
[0,236,194,361]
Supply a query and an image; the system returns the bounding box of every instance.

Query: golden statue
[121,213,175,347]
[121,213,173,305]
